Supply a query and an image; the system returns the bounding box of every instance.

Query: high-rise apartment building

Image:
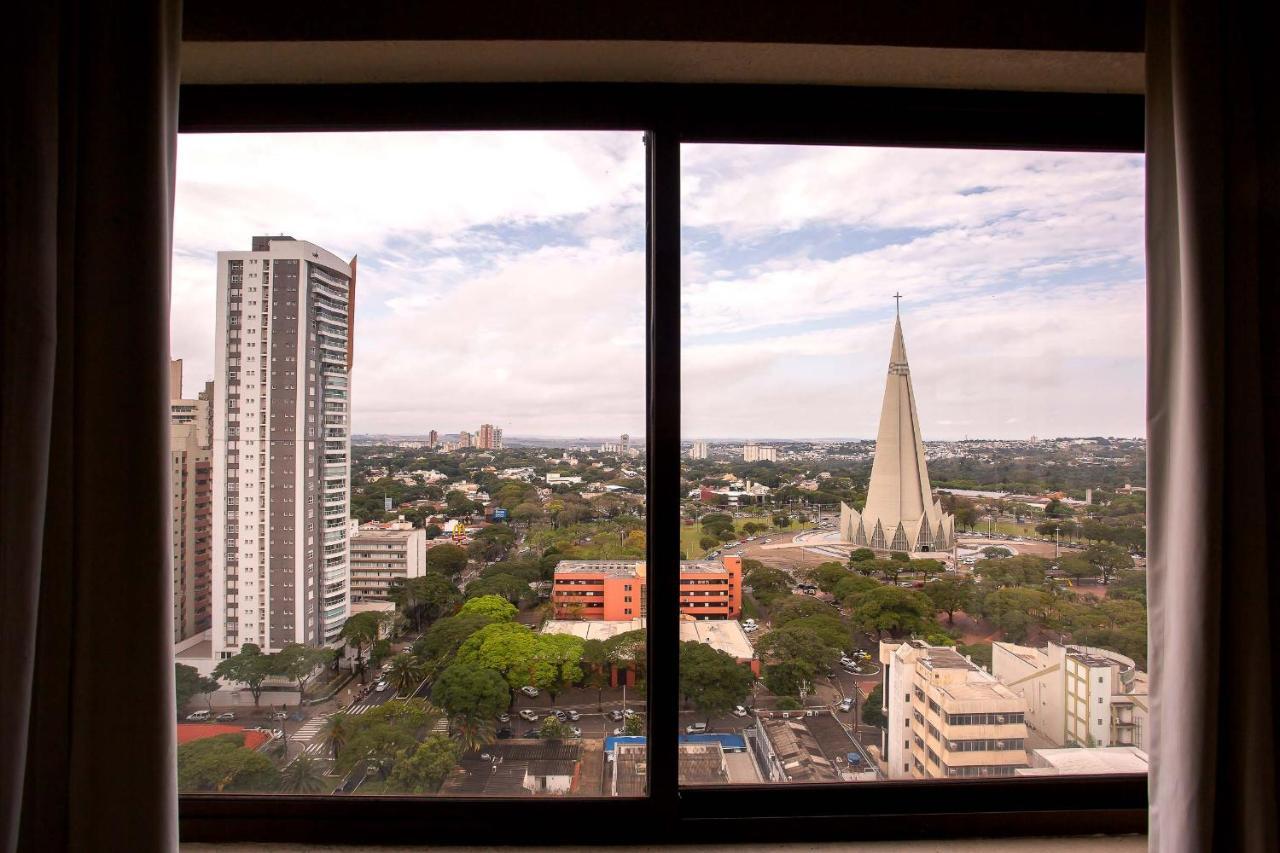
[880,640,1029,779]
[458,430,473,449]
[170,359,213,643]
[476,423,503,450]
[690,440,709,459]
[428,429,439,448]
[742,441,777,463]
[211,236,355,658]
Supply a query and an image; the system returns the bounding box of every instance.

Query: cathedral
[839,310,954,553]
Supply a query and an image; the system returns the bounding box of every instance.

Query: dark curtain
[1146,1,1280,851]
[1,2,181,851]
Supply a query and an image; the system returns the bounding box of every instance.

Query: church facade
[839,313,954,553]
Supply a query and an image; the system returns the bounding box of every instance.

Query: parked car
[496,728,513,739]
[519,709,541,722]
[520,685,540,698]
[374,680,389,692]
[268,711,288,720]
[623,708,637,719]
[566,726,582,738]
[551,710,568,722]
[496,713,511,723]
[607,709,624,721]
[565,710,581,721]
[731,705,749,717]
[685,722,708,734]
[839,655,855,667]
[838,698,854,713]
[611,726,625,736]
[842,661,861,673]
[521,729,541,739]
[185,710,210,722]
[215,712,236,722]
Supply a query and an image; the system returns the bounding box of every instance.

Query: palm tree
[278,754,328,794]
[385,653,427,696]
[450,713,496,753]
[321,713,349,761]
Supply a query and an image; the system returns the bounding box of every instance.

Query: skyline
[171,133,1145,440]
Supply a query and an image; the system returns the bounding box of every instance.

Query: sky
[171,132,1145,441]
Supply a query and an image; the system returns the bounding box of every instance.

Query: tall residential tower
[170,359,213,643]
[211,236,356,658]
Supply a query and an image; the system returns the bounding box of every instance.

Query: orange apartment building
[552,557,742,620]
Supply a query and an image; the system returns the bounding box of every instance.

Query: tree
[423,523,443,539]
[450,712,497,753]
[958,642,993,670]
[458,594,517,622]
[976,555,1050,588]
[979,586,1048,642]
[833,574,880,607]
[809,561,851,593]
[464,573,530,605]
[1057,555,1096,582]
[432,662,511,720]
[278,754,328,794]
[391,573,461,632]
[176,663,218,712]
[981,546,1013,559]
[861,684,887,728]
[321,712,350,761]
[539,715,567,740]
[212,643,278,706]
[1084,542,1132,584]
[605,630,647,685]
[763,660,812,698]
[910,558,944,582]
[848,587,932,639]
[385,736,459,793]
[537,633,586,703]
[178,733,280,793]
[847,548,876,564]
[384,653,428,695]
[772,514,790,528]
[743,564,792,604]
[678,641,754,724]
[580,639,612,709]
[623,714,645,736]
[757,622,842,672]
[275,644,330,697]
[339,612,389,684]
[426,543,469,576]
[699,534,720,551]
[415,613,497,665]
[924,577,973,624]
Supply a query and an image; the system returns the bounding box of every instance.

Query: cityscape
[169,136,1146,796]
[171,237,1146,793]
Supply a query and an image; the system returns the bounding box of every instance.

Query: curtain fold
[1146,1,1280,851]
[1,2,181,851]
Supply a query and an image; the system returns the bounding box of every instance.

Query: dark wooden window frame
[177,81,1147,845]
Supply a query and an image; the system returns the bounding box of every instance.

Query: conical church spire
[838,306,953,553]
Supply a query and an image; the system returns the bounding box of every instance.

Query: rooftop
[760,718,840,783]
[554,560,643,578]
[542,618,755,660]
[441,740,581,797]
[1019,746,1150,776]
[350,528,419,542]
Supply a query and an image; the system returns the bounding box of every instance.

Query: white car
[185,710,210,722]
[685,722,708,734]
[838,698,854,713]
[731,705,749,717]
[565,710,581,721]
[566,726,582,738]
[611,726,625,736]
[216,712,236,722]
[839,656,855,667]
[520,685,540,697]
[519,709,541,722]
[375,680,388,692]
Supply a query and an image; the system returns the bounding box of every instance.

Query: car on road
[520,685,540,698]
[839,655,855,667]
[551,710,568,722]
[685,722,708,734]
[607,709,624,721]
[565,709,581,721]
[215,712,236,722]
[731,705,749,717]
[268,711,288,720]
[521,729,541,739]
[375,680,389,692]
[519,709,541,721]
[623,708,637,719]
[185,710,210,722]
[611,726,625,736]
[838,698,854,713]
[842,661,861,673]
[496,728,513,739]
[496,713,511,723]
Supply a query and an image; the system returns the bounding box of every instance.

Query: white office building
[689,440,709,459]
[743,441,777,463]
[211,236,355,658]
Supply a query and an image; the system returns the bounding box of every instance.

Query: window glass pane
[170,131,647,796]
[679,144,1146,785]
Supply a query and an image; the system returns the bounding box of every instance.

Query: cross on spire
[893,292,903,315]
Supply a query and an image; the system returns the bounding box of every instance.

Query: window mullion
[645,128,681,812]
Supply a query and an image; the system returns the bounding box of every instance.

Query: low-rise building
[1016,746,1149,776]
[348,527,426,602]
[881,640,1029,780]
[542,616,759,683]
[442,741,580,796]
[992,641,1149,750]
[551,557,742,620]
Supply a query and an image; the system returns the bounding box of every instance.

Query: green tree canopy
[976,555,1050,588]
[458,594,518,622]
[212,643,278,706]
[743,564,792,604]
[861,684,887,728]
[924,576,974,624]
[177,733,280,793]
[809,561,851,593]
[426,543,469,576]
[979,586,1049,642]
[464,573,530,604]
[833,574,881,607]
[386,735,459,793]
[431,662,511,720]
[278,754,328,794]
[848,586,932,639]
[391,572,461,632]
[275,644,330,697]
[176,663,219,712]
[771,597,834,627]
[1084,542,1133,583]
[414,613,497,665]
[678,641,755,724]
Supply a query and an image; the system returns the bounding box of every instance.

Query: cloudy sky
[171,133,1145,441]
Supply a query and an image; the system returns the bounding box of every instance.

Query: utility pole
[1054,526,1060,560]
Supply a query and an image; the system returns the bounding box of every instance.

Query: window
[175,79,1147,845]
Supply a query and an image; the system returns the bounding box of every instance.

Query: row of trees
[177,642,333,712]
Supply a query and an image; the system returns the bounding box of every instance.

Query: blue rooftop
[679,733,747,752]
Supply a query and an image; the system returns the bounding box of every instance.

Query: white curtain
[1146,1,1279,851]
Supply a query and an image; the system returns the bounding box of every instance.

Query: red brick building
[551,557,742,620]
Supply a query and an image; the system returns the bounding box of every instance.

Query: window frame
[176,81,1146,845]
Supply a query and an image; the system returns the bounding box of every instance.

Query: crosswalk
[346,701,378,715]
[290,713,332,756]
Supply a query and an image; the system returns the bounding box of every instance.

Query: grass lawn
[680,517,814,558]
